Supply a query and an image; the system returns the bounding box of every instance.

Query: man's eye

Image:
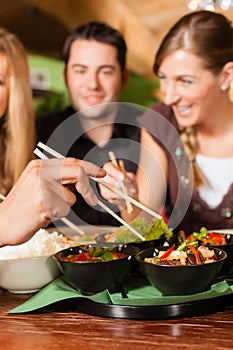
[101,70,113,75]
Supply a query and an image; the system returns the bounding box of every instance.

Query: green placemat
[8,275,233,314]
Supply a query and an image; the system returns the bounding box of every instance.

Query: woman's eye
[180,78,194,86]
[157,73,166,80]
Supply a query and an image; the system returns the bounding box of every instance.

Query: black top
[36,104,143,226]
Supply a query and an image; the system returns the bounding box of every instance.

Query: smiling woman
[140,11,233,233]
[100,10,233,236]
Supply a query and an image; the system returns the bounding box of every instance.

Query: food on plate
[103,217,173,243]
[61,246,128,262]
[0,229,71,259]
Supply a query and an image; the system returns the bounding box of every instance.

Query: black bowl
[170,232,233,276]
[53,244,139,295]
[95,232,168,251]
[209,232,233,276]
[135,246,227,296]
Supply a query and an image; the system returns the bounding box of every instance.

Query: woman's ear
[221,61,233,88]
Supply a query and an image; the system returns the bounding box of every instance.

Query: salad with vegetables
[104,217,173,244]
[145,228,221,266]
[62,247,128,262]
[178,227,227,246]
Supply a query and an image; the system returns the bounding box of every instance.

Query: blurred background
[0,0,232,113]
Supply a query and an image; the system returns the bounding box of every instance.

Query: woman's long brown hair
[153,11,233,190]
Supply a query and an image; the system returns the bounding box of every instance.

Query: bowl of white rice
[0,229,71,293]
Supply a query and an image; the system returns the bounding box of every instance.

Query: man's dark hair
[63,21,127,71]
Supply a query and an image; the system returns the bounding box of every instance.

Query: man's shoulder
[36,106,75,127]
[36,106,76,143]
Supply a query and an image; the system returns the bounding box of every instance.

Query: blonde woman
[0,28,35,196]
[101,11,233,234]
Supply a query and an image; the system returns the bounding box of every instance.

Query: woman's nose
[161,82,180,105]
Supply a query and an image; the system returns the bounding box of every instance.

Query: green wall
[29,55,159,115]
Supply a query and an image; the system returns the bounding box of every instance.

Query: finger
[99,185,118,201]
[103,162,125,180]
[39,158,105,184]
[40,180,73,221]
[74,166,98,206]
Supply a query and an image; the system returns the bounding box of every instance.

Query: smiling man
[36,21,143,226]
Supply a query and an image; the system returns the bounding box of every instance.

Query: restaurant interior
[0,1,233,349]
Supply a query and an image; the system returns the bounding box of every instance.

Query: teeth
[177,106,189,111]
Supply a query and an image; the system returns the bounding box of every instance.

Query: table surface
[1,288,233,350]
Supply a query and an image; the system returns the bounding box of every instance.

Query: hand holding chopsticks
[33,148,85,236]
[35,142,164,242]
[35,143,146,241]
[0,157,107,246]
[36,142,161,219]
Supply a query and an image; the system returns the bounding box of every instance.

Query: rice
[0,229,71,259]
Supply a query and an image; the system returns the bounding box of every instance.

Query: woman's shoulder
[150,102,177,125]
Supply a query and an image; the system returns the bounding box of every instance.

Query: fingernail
[97,168,106,177]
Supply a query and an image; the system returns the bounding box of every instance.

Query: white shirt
[196,154,233,209]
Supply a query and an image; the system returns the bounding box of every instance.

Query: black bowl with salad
[136,239,227,295]
[53,244,139,295]
[95,217,173,250]
[173,227,233,276]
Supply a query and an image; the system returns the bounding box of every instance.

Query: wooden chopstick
[93,177,162,219]
[33,148,85,236]
[108,151,133,214]
[35,143,145,241]
[36,142,162,219]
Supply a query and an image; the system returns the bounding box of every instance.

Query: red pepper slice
[207,232,225,245]
[189,245,202,264]
[159,245,175,260]
[76,252,93,262]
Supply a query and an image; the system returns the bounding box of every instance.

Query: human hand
[0,158,105,246]
[99,162,138,210]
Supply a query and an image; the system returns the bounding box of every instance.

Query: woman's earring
[221,84,227,91]
[229,81,233,103]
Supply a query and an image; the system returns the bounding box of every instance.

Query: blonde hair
[0,28,35,195]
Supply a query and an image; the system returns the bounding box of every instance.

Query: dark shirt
[36,104,143,226]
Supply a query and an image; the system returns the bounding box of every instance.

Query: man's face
[64,39,128,118]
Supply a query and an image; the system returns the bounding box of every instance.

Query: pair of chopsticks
[35,142,162,220]
[108,151,133,214]
[34,142,146,242]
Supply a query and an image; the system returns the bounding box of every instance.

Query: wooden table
[1,288,233,350]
